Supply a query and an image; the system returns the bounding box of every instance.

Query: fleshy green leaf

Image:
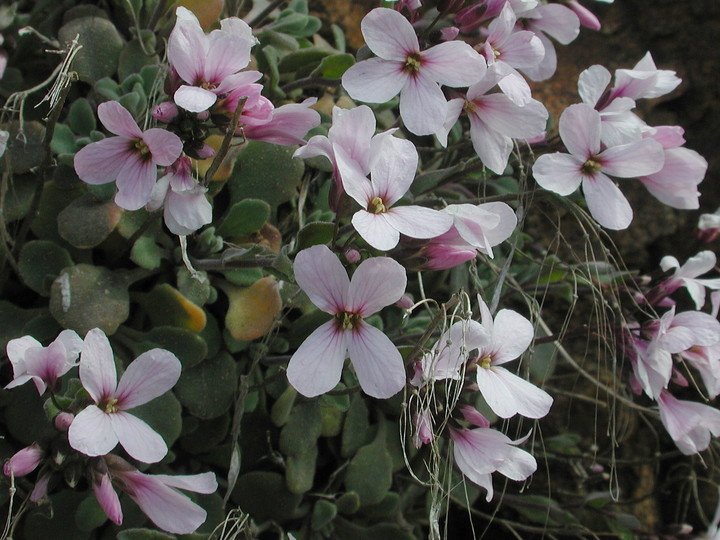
[18,240,73,296]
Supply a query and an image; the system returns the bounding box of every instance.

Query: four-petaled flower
[68,328,182,463]
[287,245,407,398]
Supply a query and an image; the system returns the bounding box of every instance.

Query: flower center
[463,100,479,114]
[581,158,602,175]
[102,397,119,414]
[368,196,387,214]
[491,46,501,60]
[336,311,361,330]
[200,79,218,91]
[404,53,422,74]
[134,139,151,157]
[479,355,492,369]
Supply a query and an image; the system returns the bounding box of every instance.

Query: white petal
[294,245,349,314]
[287,320,349,397]
[347,321,405,398]
[582,172,633,230]
[110,412,168,463]
[348,257,407,317]
[68,405,118,457]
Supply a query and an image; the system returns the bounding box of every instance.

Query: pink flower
[657,390,720,455]
[68,328,181,463]
[287,245,407,398]
[96,455,217,534]
[146,157,212,236]
[565,0,602,31]
[5,330,82,395]
[413,410,434,448]
[74,101,183,210]
[607,52,681,103]
[3,444,43,477]
[659,251,720,309]
[336,134,453,250]
[438,68,548,173]
[439,202,518,257]
[450,426,537,501]
[167,7,260,113]
[241,98,321,146]
[473,297,553,419]
[532,103,664,230]
[342,8,486,135]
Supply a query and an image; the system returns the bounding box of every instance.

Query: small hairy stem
[204,97,246,186]
[248,0,286,27]
[281,76,342,93]
[191,256,278,271]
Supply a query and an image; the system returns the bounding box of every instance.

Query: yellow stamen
[103,398,119,414]
[369,196,387,214]
[404,53,422,74]
[582,158,602,174]
[479,356,492,369]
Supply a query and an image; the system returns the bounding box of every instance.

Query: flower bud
[195,143,216,160]
[54,412,74,432]
[455,3,488,33]
[565,0,601,31]
[413,410,434,448]
[3,444,43,477]
[30,473,51,502]
[153,102,180,123]
[458,404,490,428]
[395,294,414,310]
[439,26,460,41]
[344,248,361,264]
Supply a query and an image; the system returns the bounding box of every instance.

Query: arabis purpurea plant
[0,0,717,537]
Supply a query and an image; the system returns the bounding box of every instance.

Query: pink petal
[599,138,664,178]
[347,257,407,317]
[476,94,548,139]
[639,147,705,209]
[496,442,538,481]
[143,128,183,167]
[578,65,611,107]
[399,74,448,136]
[97,101,142,138]
[121,471,208,534]
[532,152,584,195]
[479,202,518,246]
[368,135,417,206]
[110,412,168,463]
[74,137,133,185]
[328,105,376,171]
[342,58,407,104]
[174,85,218,113]
[496,31,544,69]
[383,206,454,240]
[496,65,532,106]
[361,7,418,60]
[167,8,208,84]
[352,211,401,251]
[68,405,118,456]
[56,330,83,360]
[151,472,217,493]
[519,33,557,82]
[6,335,40,371]
[115,349,181,410]
[294,245,349,314]
[335,145,374,207]
[559,103,601,158]
[287,320,349,397]
[80,328,117,403]
[114,157,157,211]
[582,172,633,230]
[164,189,213,235]
[436,98,464,148]
[94,474,123,525]
[477,366,552,418]
[468,115,513,174]
[204,33,250,83]
[529,4,580,44]
[347,321,405,398]
[420,41,486,87]
[491,309,534,364]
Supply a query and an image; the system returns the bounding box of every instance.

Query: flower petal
[477,366,552,419]
[361,7,418,60]
[491,309,534,364]
[582,172,633,230]
[114,157,157,211]
[342,58,407,104]
[80,328,117,403]
[74,137,132,185]
[599,138,664,178]
[98,101,142,138]
[347,321,405,398]
[143,128,183,167]
[420,41,486,87]
[115,349,181,410]
[467,114,513,175]
[559,103,601,158]
[174,85,218,113]
[368,135,417,206]
[578,64,611,107]
[348,257,407,317]
[352,211,400,251]
[68,405,118,457]
[532,153,584,195]
[293,245,349,314]
[110,411,168,463]
[399,74,447,136]
[287,320,349,397]
[383,206,454,240]
[151,472,217,494]
[167,7,208,84]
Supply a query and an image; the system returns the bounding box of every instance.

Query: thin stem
[191,256,278,271]
[248,0,286,27]
[281,77,343,93]
[204,97,246,186]
[148,0,168,31]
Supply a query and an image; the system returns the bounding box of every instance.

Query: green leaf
[18,240,73,296]
[507,495,580,527]
[49,264,130,335]
[297,221,334,250]
[75,494,107,531]
[336,492,361,515]
[180,413,230,454]
[51,123,78,154]
[131,235,165,270]
[228,141,304,207]
[57,193,123,248]
[271,385,298,427]
[278,47,331,74]
[341,394,370,458]
[279,399,322,456]
[94,77,121,100]
[0,301,42,350]
[311,500,337,531]
[232,472,302,523]
[136,326,208,369]
[2,173,40,222]
[344,416,393,505]
[286,445,317,493]
[30,180,86,243]
[334,517,416,540]
[131,391,183,449]
[216,199,271,237]
[139,284,207,332]
[24,490,90,540]
[118,37,159,82]
[68,98,96,136]
[313,53,354,79]
[174,352,237,419]
[5,384,56,445]
[58,17,124,83]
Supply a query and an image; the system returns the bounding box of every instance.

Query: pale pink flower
[422,240,478,270]
[336,133,453,251]
[680,342,720,399]
[659,251,720,309]
[287,245,407,398]
[438,65,547,173]
[657,390,720,455]
[5,330,82,395]
[413,410,434,448]
[479,4,544,105]
[3,444,43,477]
[68,328,181,463]
[450,426,537,501]
[94,472,123,526]
[74,101,183,210]
[98,455,217,534]
[565,0,601,31]
[241,98,321,146]
[637,126,707,210]
[342,8,486,136]
[473,297,553,419]
[29,473,51,502]
[146,157,212,236]
[532,103,664,230]
[167,7,260,113]
[698,207,720,244]
[607,52,681,102]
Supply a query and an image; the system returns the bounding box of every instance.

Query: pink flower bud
[439,27,460,42]
[54,412,74,431]
[344,248,361,264]
[195,143,215,159]
[565,0,601,31]
[153,102,180,123]
[395,294,414,310]
[197,110,210,121]
[458,404,490,428]
[424,243,477,270]
[3,444,43,477]
[413,410,434,448]
[30,473,51,502]
[455,3,488,33]
[589,463,604,473]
